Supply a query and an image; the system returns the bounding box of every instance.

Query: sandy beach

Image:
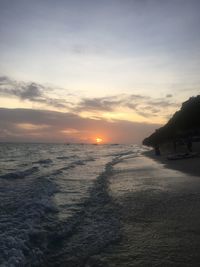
[144,147,200,178]
[90,152,200,267]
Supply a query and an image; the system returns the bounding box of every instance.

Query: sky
[0,0,200,143]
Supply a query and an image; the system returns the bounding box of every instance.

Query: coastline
[94,152,200,266]
[143,147,200,177]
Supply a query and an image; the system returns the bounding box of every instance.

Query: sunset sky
[0,0,200,143]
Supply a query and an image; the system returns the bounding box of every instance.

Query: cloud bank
[0,76,180,143]
[0,76,179,123]
[0,76,73,109]
[0,108,161,144]
[75,94,178,121]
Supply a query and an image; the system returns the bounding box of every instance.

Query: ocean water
[0,143,145,266]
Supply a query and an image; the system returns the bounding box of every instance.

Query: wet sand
[144,149,200,178]
[90,154,200,266]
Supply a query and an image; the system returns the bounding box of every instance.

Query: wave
[57,155,76,160]
[0,166,39,179]
[0,145,136,266]
[42,156,123,266]
[33,159,53,165]
[54,157,96,174]
[0,175,58,266]
[0,154,124,266]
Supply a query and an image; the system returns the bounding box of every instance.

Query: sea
[0,143,147,267]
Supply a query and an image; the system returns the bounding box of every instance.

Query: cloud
[75,95,125,112]
[0,76,72,109]
[74,93,178,120]
[0,76,13,85]
[0,108,161,144]
[75,94,148,113]
[19,83,43,100]
[0,81,43,101]
[0,76,43,100]
[0,76,179,122]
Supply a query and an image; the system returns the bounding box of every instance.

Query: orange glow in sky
[95,137,103,144]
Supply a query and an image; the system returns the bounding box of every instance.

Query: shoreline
[96,153,200,266]
[143,149,200,178]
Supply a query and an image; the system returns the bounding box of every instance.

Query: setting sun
[95,137,103,144]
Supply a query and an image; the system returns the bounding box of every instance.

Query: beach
[91,151,200,267]
[145,144,200,177]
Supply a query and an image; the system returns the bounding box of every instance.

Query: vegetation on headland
[143,95,200,147]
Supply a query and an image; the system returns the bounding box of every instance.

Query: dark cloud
[0,76,44,101]
[0,82,44,101]
[0,76,72,109]
[0,76,13,85]
[0,108,161,144]
[19,83,43,100]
